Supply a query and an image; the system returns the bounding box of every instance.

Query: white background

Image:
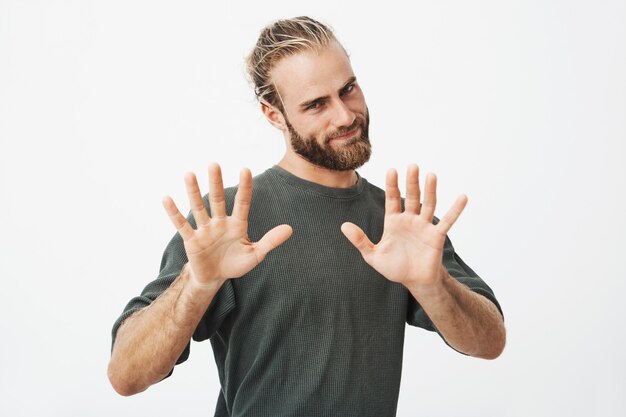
[1,1,625,416]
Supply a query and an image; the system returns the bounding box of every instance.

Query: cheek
[349,96,367,113]
[300,118,331,140]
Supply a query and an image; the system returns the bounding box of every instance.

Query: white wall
[1,1,624,416]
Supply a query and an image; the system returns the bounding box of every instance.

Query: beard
[285,109,372,171]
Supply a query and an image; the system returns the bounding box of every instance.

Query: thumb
[341,222,375,259]
[254,224,293,261]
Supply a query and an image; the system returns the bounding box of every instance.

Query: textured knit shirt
[112,165,502,417]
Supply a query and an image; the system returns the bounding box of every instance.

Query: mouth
[330,127,360,141]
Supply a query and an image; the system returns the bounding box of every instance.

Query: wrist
[183,263,224,294]
[407,266,452,300]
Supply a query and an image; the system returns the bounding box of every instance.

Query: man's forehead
[271,42,355,105]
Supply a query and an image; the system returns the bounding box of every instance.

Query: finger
[421,173,437,222]
[184,172,210,226]
[340,222,375,261]
[253,224,293,262]
[436,194,468,235]
[385,168,402,214]
[232,168,252,221]
[162,196,194,240]
[208,163,227,219]
[404,164,421,214]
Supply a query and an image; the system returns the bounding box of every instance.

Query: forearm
[408,267,505,359]
[108,263,224,396]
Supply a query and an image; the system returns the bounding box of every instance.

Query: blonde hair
[246,16,337,111]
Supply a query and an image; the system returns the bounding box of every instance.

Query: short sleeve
[406,234,503,332]
[110,202,236,374]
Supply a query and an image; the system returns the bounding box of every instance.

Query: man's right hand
[109,164,292,396]
[162,163,293,290]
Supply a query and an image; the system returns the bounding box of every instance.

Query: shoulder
[358,176,386,208]
[364,179,385,200]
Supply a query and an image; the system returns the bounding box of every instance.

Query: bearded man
[108,16,505,417]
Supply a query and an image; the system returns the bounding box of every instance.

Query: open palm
[162,164,292,287]
[341,165,467,289]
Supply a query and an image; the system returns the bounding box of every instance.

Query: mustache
[327,117,365,140]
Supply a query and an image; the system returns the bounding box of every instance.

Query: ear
[261,102,287,132]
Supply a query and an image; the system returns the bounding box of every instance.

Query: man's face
[270,41,371,171]
[284,108,370,171]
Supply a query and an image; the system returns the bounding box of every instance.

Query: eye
[306,101,324,111]
[341,83,355,96]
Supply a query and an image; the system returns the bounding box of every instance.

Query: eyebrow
[298,76,357,109]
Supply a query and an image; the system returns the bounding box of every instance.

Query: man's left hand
[341,164,467,291]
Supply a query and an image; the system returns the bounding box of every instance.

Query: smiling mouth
[330,127,360,141]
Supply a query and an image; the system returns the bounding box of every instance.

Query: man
[108,16,505,416]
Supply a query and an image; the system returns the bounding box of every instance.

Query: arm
[108,263,223,396]
[108,164,292,396]
[341,164,505,359]
[406,267,505,359]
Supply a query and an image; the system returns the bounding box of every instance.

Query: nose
[331,99,356,129]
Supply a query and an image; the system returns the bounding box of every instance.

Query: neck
[278,154,357,188]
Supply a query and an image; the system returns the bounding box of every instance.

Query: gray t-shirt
[112,165,502,417]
